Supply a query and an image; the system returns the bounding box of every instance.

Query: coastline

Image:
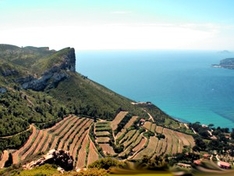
[77,50,234,129]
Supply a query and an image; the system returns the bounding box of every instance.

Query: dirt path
[0,124,33,139]
[142,109,155,122]
[147,112,155,122]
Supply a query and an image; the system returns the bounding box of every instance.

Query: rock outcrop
[16,47,76,91]
[57,47,76,72]
[23,149,74,171]
[0,68,19,77]
[17,70,68,91]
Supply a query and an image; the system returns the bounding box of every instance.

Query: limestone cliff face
[58,48,76,72]
[16,48,76,91]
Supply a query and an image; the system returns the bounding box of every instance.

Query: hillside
[0,44,183,141]
[1,44,234,174]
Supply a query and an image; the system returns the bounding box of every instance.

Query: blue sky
[1,0,234,50]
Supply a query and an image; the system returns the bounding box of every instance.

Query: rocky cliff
[17,48,76,91]
[0,45,76,91]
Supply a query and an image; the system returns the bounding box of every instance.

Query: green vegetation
[19,164,58,176]
[143,131,155,138]
[135,103,181,130]
[58,168,108,176]
[0,164,58,176]
[189,122,234,156]
[35,47,73,74]
[110,173,172,176]
[0,90,64,136]
[88,157,125,170]
[0,130,31,151]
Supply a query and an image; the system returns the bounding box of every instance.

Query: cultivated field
[99,144,116,155]
[111,111,128,132]
[87,137,100,166]
[4,111,195,169]
[11,115,95,168]
[111,116,195,160]
[12,124,38,164]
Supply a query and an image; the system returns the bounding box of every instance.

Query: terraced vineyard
[9,115,98,168]
[87,137,100,166]
[2,111,195,169]
[133,136,158,160]
[110,112,195,160]
[111,111,128,132]
[12,125,38,164]
[116,116,138,140]
[94,121,115,155]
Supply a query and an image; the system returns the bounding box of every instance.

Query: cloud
[110,11,132,15]
[76,23,213,50]
[0,22,232,51]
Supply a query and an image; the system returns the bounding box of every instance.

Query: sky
[0,0,234,51]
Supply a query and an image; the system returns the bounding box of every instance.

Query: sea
[76,50,234,129]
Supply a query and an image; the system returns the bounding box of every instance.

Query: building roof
[193,160,201,165]
[218,161,231,167]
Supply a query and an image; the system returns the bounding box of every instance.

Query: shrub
[54,168,108,176]
[143,131,154,138]
[13,164,58,176]
[88,157,125,170]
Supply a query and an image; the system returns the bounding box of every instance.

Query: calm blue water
[76,50,234,129]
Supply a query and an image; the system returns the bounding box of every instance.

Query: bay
[76,50,234,129]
